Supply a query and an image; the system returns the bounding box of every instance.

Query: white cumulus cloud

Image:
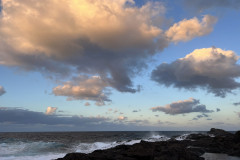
[166,15,217,43]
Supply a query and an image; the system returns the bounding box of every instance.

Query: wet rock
[207,128,233,137]
[234,131,240,143]
[56,129,240,160]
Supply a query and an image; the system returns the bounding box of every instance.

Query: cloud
[151,47,240,97]
[132,109,141,113]
[166,15,217,43]
[211,122,224,125]
[1,107,153,131]
[0,0,217,98]
[95,101,106,106]
[197,113,209,118]
[233,102,240,106]
[157,120,176,125]
[192,113,210,120]
[183,0,240,12]
[150,98,213,115]
[118,116,127,120]
[0,107,109,126]
[216,108,221,112]
[84,102,90,106]
[0,86,6,96]
[0,0,168,94]
[45,106,57,115]
[53,76,110,103]
[107,108,119,113]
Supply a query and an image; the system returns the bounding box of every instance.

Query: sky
[0,0,240,132]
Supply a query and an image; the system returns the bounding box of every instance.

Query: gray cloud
[183,0,240,12]
[0,107,159,131]
[216,108,221,112]
[157,120,176,125]
[0,86,6,96]
[0,107,109,126]
[151,98,213,115]
[197,113,209,118]
[233,102,240,106]
[151,47,240,97]
[211,122,224,125]
[133,109,141,113]
[192,113,210,120]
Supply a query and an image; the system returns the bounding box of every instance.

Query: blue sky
[0,0,240,131]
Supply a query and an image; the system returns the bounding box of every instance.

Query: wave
[0,132,192,160]
[75,134,170,154]
[0,154,66,160]
[0,141,70,157]
[175,134,190,141]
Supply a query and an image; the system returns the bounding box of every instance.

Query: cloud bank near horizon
[0,107,158,131]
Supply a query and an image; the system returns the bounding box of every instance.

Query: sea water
[0,131,228,160]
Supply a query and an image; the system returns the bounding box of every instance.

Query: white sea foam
[0,141,68,160]
[0,154,66,160]
[75,134,170,154]
[175,134,190,141]
[0,133,176,159]
[75,141,119,153]
[208,134,215,137]
[145,134,170,142]
[75,140,141,153]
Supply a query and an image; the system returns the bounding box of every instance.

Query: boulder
[207,128,233,137]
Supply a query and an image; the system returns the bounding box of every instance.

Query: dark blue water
[0,131,204,160]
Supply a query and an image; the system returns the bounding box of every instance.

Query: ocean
[0,131,200,160]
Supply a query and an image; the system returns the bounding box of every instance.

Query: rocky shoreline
[57,128,240,160]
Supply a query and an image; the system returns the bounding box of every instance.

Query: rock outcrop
[57,128,240,160]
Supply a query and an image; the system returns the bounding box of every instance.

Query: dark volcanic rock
[234,131,240,143]
[57,129,240,160]
[207,128,233,137]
